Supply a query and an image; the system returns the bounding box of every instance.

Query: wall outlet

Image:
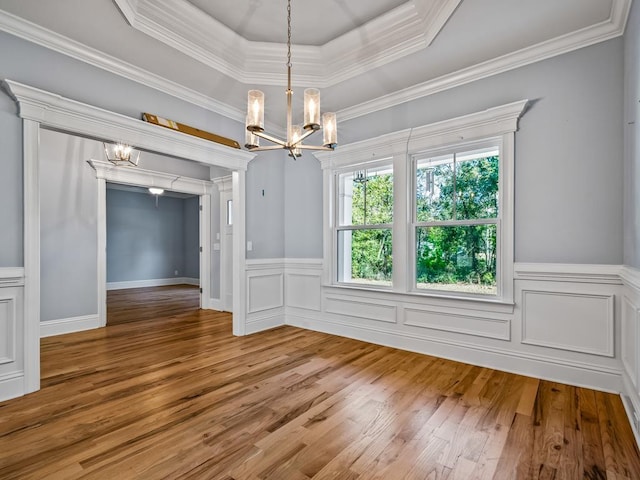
[174,270,179,276]
[247,241,253,251]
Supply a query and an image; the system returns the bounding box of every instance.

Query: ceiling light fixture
[244,0,337,158]
[103,143,140,167]
[148,187,164,195]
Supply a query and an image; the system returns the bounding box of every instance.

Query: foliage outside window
[337,164,393,286]
[414,145,500,295]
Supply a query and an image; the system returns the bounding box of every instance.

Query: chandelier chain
[286,0,292,68]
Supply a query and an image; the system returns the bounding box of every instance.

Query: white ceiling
[0,0,631,133]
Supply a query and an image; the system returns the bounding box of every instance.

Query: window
[319,100,524,303]
[336,163,393,286]
[413,143,500,295]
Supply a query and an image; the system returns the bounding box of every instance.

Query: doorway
[105,183,202,323]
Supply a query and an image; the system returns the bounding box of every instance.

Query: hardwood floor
[1,286,639,479]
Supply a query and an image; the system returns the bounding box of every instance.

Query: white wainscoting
[107,277,200,290]
[40,314,101,338]
[0,268,25,402]
[245,260,286,334]
[620,266,640,443]
[284,261,624,393]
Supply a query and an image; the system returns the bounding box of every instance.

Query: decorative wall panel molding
[520,289,614,357]
[622,296,639,389]
[325,294,397,324]
[247,272,284,314]
[285,273,322,312]
[404,306,510,341]
[0,295,17,365]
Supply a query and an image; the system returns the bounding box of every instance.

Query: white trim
[621,265,640,292]
[214,175,233,314]
[111,0,461,88]
[232,170,247,336]
[89,159,212,321]
[40,314,101,338]
[208,298,223,312]
[286,313,622,393]
[0,268,24,286]
[0,1,630,123]
[520,290,615,357]
[2,80,254,171]
[199,195,210,309]
[515,262,623,283]
[337,0,632,121]
[22,118,40,394]
[106,278,199,290]
[315,100,528,169]
[316,101,525,305]
[0,372,25,402]
[0,9,245,123]
[245,313,285,335]
[89,159,214,194]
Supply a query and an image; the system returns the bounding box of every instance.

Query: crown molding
[314,99,528,170]
[338,0,632,122]
[2,79,255,171]
[0,0,630,127]
[112,0,461,88]
[0,9,246,123]
[88,159,213,195]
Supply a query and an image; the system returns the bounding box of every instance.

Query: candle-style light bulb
[322,112,337,148]
[304,88,321,130]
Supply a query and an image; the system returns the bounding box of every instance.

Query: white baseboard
[40,314,101,338]
[286,313,622,393]
[621,370,640,448]
[106,277,200,290]
[0,372,25,402]
[207,298,226,312]
[245,313,285,334]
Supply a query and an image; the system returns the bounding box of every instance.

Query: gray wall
[0,83,23,267]
[246,150,285,259]
[210,181,221,299]
[183,196,200,279]
[624,1,640,268]
[288,38,624,264]
[40,129,99,321]
[106,188,199,282]
[284,153,323,258]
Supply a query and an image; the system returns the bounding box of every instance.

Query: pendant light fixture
[245,0,337,157]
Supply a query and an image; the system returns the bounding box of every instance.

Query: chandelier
[245,0,337,157]
[103,143,140,167]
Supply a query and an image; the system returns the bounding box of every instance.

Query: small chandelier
[245,0,337,158]
[104,143,140,167]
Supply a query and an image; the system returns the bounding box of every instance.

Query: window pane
[339,165,393,226]
[415,224,497,295]
[416,154,454,222]
[338,228,392,286]
[455,152,499,220]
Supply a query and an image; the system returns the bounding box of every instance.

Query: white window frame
[315,100,527,305]
[410,138,503,298]
[334,159,394,288]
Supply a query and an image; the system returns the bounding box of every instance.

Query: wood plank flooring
[1,285,639,479]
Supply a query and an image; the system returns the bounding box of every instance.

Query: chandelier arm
[291,128,317,147]
[247,145,287,152]
[252,130,288,147]
[297,144,336,151]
